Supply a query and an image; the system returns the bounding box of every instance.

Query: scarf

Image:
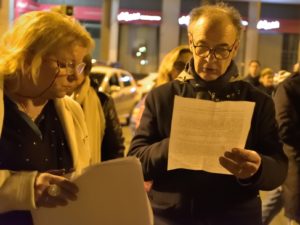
[177,59,241,92]
[72,77,105,163]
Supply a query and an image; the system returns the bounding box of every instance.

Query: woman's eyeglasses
[46,58,86,75]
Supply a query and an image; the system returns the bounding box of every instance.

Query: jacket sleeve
[0,170,38,212]
[99,92,125,161]
[127,91,169,180]
[273,80,300,149]
[246,96,288,190]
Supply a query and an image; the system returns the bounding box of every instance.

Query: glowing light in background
[16,1,28,8]
[257,20,280,30]
[118,12,161,22]
[178,15,190,25]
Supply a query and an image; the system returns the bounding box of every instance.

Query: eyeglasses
[191,38,237,60]
[47,58,86,75]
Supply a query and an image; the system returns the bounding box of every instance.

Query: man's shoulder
[152,80,182,94]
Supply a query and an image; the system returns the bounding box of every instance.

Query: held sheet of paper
[168,96,255,174]
[32,157,153,225]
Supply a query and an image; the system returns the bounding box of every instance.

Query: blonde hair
[155,45,191,87]
[188,3,243,39]
[0,11,94,84]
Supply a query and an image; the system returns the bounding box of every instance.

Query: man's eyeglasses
[47,58,86,75]
[191,38,237,60]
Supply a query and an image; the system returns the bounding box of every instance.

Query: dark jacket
[128,60,288,225]
[273,72,300,223]
[257,84,274,96]
[97,92,125,161]
[244,74,260,87]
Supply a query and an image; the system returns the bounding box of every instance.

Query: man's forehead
[193,15,235,31]
[190,16,237,41]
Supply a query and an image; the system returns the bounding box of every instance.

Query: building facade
[6,0,300,76]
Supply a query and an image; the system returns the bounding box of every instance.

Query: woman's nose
[67,74,78,82]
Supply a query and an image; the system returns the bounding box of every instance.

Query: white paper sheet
[32,157,153,225]
[168,96,255,174]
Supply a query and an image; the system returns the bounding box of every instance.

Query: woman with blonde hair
[155,45,192,87]
[0,11,96,224]
[132,45,192,132]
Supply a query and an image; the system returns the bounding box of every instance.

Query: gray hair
[188,2,243,39]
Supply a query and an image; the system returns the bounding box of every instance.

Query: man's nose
[205,50,216,61]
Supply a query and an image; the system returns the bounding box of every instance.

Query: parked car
[137,72,158,97]
[90,65,141,124]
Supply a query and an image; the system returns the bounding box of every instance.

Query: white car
[137,72,158,97]
[90,65,141,124]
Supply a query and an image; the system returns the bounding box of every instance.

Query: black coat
[244,75,260,87]
[97,92,125,161]
[273,73,300,223]
[128,60,288,225]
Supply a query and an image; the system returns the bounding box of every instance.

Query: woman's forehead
[47,45,88,60]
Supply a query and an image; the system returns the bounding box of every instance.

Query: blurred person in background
[128,3,287,225]
[0,11,96,224]
[70,54,125,161]
[244,59,261,87]
[293,61,300,74]
[273,62,300,225]
[273,70,292,87]
[257,67,275,96]
[261,68,291,225]
[155,45,192,87]
[131,45,192,133]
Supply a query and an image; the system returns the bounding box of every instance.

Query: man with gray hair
[128,3,287,225]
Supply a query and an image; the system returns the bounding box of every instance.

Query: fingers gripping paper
[32,157,153,225]
[168,96,255,174]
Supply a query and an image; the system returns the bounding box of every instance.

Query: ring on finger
[238,167,243,174]
[47,184,61,197]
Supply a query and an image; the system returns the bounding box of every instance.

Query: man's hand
[219,148,261,179]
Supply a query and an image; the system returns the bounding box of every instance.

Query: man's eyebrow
[194,40,231,47]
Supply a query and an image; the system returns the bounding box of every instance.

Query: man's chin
[199,73,219,81]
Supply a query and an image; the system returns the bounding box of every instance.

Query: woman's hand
[34,172,79,208]
[219,148,261,179]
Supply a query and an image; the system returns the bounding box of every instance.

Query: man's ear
[188,32,193,52]
[232,40,240,58]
